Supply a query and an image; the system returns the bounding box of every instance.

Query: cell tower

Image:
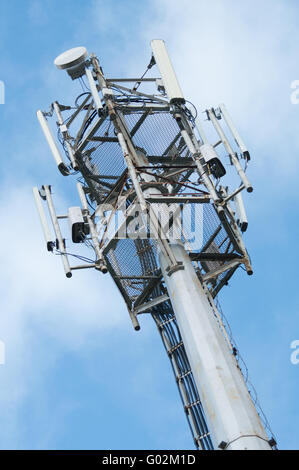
[34,41,276,450]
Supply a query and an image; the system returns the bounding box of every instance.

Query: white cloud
[136,0,299,179]
[0,182,127,446]
[1,183,125,339]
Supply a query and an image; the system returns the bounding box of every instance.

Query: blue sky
[0,0,298,450]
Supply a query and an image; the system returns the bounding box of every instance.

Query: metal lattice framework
[74,104,219,449]
[33,42,276,450]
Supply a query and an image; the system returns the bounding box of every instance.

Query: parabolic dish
[54,47,88,70]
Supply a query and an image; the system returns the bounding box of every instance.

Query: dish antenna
[54,46,88,79]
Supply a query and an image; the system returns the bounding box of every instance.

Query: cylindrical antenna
[233,191,248,232]
[195,117,208,144]
[207,109,253,192]
[219,103,250,161]
[76,182,107,273]
[37,110,69,176]
[84,67,103,114]
[150,39,185,104]
[43,185,72,278]
[32,187,54,251]
[52,102,78,170]
[180,128,219,202]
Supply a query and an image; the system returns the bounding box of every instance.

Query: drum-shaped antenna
[54,47,88,79]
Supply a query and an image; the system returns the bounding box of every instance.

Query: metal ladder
[151,300,213,450]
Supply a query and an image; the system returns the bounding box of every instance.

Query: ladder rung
[176,370,192,381]
[185,399,201,409]
[168,341,184,355]
[159,316,175,328]
[196,432,211,442]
